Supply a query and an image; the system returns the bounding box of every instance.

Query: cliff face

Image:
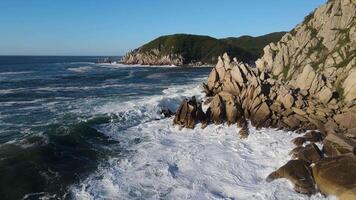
[122,49,185,66]
[173,0,356,198]
[256,0,356,105]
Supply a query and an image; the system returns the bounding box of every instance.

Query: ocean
[0,56,330,200]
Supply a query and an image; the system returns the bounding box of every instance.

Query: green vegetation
[135,32,286,64]
[221,32,286,58]
[282,64,291,80]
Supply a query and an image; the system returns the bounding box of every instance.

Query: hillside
[120,32,285,66]
[256,0,356,104]
[221,31,286,57]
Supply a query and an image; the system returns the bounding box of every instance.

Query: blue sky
[0,0,325,56]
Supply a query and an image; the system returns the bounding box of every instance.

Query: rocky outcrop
[256,0,356,105]
[266,160,316,194]
[121,49,185,66]
[173,97,205,129]
[312,154,356,200]
[172,0,355,198]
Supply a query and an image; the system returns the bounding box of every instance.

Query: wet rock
[290,143,323,163]
[266,160,316,194]
[173,96,203,129]
[312,154,356,200]
[237,117,249,139]
[291,137,307,147]
[303,130,324,142]
[160,107,174,118]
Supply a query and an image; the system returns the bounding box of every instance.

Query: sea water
[0,56,332,200]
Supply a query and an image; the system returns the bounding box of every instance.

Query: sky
[0,0,326,56]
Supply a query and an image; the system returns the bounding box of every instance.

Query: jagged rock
[266,160,316,194]
[255,0,356,106]
[317,86,333,104]
[290,143,323,163]
[312,154,356,200]
[219,92,242,125]
[173,97,203,129]
[237,117,249,139]
[251,102,271,128]
[334,111,356,130]
[209,94,225,124]
[323,132,356,157]
[291,137,307,147]
[207,68,219,92]
[160,107,174,118]
[292,108,307,116]
[343,64,356,104]
[303,130,324,142]
[295,64,316,91]
[283,115,301,130]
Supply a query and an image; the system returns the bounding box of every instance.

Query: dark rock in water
[160,107,174,118]
[303,130,324,143]
[173,96,204,129]
[312,154,356,199]
[291,131,324,147]
[266,160,316,195]
[290,143,323,164]
[237,118,249,139]
[291,137,307,147]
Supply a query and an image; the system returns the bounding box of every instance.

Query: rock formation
[256,0,356,105]
[173,0,356,198]
[121,49,185,66]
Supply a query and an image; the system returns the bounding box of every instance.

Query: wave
[0,71,34,75]
[0,117,121,200]
[71,121,329,200]
[67,66,93,73]
[68,78,331,200]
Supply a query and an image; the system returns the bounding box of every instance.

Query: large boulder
[266,160,316,194]
[251,102,271,128]
[323,132,356,156]
[312,154,356,200]
[173,97,204,129]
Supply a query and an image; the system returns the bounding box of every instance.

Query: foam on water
[0,71,34,75]
[71,81,332,200]
[67,66,93,73]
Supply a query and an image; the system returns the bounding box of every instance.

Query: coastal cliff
[120,33,285,66]
[173,0,356,199]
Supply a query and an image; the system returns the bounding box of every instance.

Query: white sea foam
[71,79,332,200]
[0,71,34,75]
[67,66,93,73]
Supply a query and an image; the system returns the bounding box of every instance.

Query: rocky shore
[121,49,187,66]
[173,0,356,199]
